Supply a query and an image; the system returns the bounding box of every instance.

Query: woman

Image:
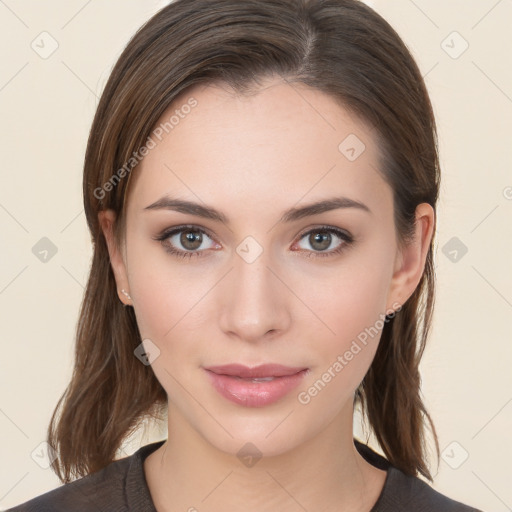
[9,0,482,510]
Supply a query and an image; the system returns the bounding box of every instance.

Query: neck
[144,402,386,512]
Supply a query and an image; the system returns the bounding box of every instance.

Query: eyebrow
[143,195,372,223]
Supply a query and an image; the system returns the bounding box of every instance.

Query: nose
[217,248,292,343]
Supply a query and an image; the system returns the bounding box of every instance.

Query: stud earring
[121,289,132,301]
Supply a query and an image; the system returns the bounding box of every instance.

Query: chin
[189,404,322,461]
[203,427,305,461]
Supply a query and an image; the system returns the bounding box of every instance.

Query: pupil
[310,231,331,251]
[181,230,202,250]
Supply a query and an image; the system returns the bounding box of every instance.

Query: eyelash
[153,224,354,260]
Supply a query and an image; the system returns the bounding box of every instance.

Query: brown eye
[308,231,332,251]
[293,226,354,257]
[154,225,220,259]
[180,230,203,250]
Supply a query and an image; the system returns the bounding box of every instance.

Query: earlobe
[98,210,132,306]
[386,203,434,311]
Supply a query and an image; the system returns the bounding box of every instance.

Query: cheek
[299,256,392,346]
[131,278,217,356]
[126,234,215,339]
[293,254,393,400]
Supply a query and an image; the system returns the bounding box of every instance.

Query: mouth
[203,364,309,407]
[204,363,308,379]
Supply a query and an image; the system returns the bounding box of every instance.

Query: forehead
[126,78,391,219]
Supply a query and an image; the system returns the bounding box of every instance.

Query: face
[100,77,431,457]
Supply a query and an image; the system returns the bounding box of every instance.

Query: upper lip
[204,364,307,378]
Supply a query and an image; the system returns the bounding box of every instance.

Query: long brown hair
[48,0,441,483]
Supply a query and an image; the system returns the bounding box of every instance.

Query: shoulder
[354,439,483,512]
[378,466,483,511]
[7,441,164,512]
[6,457,132,512]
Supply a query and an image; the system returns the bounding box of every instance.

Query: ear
[98,209,132,306]
[386,203,435,311]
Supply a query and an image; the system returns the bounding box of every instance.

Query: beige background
[0,0,511,510]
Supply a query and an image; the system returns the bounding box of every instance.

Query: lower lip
[204,369,308,407]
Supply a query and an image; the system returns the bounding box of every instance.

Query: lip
[205,363,307,378]
[204,364,309,407]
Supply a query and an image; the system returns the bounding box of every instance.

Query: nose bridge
[219,240,291,341]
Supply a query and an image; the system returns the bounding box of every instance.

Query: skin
[99,76,434,512]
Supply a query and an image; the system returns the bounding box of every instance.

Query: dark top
[8,439,482,511]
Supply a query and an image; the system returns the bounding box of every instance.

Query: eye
[292,226,354,257]
[154,224,354,260]
[154,225,221,259]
